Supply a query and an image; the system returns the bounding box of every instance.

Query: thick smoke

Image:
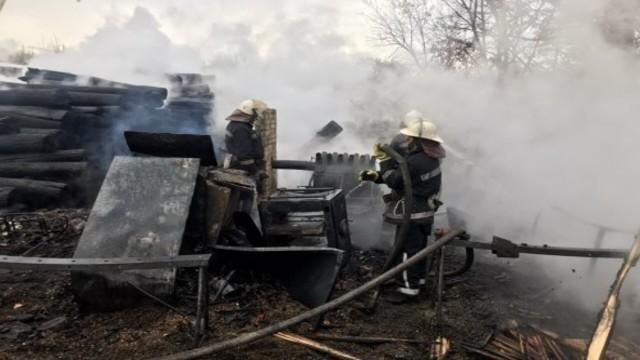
[20,2,640,313]
[29,7,202,87]
[356,1,640,312]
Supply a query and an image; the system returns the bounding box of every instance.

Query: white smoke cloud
[21,1,640,315]
[29,7,202,87]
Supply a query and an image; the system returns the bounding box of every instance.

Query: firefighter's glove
[358,170,379,182]
[428,197,443,211]
[373,143,391,161]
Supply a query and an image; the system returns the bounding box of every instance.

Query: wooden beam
[586,235,640,360]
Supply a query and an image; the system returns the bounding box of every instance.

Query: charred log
[20,68,168,98]
[0,113,62,129]
[119,95,165,109]
[61,111,112,129]
[0,117,19,134]
[0,149,86,163]
[67,92,121,107]
[0,133,59,154]
[0,186,19,207]
[0,81,167,98]
[173,84,214,98]
[19,128,61,136]
[19,68,79,83]
[0,106,68,120]
[0,89,69,108]
[0,161,86,179]
[0,177,67,199]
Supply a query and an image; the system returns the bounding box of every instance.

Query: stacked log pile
[166,73,214,131]
[0,68,214,213]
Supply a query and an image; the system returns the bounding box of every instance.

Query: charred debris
[0,67,639,360]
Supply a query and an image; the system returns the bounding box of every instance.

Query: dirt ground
[0,209,639,359]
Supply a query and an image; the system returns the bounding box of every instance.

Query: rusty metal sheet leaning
[71,156,200,310]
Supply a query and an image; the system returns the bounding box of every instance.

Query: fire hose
[152,229,464,360]
[365,144,412,310]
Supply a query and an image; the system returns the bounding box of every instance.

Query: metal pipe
[448,239,630,259]
[367,144,413,309]
[126,279,190,318]
[0,254,211,271]
[272,160,317,171]
[151,229,464,360]
[435,247,445,331]
[210,270,236,304]
[195,267,209,338]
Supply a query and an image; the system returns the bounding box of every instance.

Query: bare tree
[365,0,563,71]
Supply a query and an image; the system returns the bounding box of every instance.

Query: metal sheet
[124,131,217,166]
[72,156,200,310]
[212,245,343,308]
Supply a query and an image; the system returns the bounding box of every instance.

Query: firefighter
[224,99,268,177]
[384,109,424,207]
[224,99,269,227]
[360,119,446,303]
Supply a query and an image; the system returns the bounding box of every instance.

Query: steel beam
[0,253,212,337]
[0,254,211,271]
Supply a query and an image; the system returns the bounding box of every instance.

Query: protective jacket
[225,121,265,175]
[378,146,442,222]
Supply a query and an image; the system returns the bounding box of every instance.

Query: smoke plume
[20,1,640,314]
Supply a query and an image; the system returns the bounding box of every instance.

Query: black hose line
[366,144,413,309]
[152,229,464,360]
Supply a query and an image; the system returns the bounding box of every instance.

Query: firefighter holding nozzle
[359,117,446,303]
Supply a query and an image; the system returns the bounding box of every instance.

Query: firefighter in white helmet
[383,110,425,214]
[360,119,446,303]
[224,99,268,177]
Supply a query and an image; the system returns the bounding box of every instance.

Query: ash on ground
[0,209,638,360]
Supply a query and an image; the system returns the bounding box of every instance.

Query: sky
[0,1,373,56]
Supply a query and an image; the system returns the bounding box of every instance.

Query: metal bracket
[0,254,211,338]
[492,236,521,258]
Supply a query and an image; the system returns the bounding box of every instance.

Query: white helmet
[238,99,268,118]
[400,120,443,143]
[403,109,423,127]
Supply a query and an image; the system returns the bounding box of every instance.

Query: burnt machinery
[273,152,382,216]
[63,131,349,321]
[273,152,376,193]
[273,152,388,238]
[260,188,351,261]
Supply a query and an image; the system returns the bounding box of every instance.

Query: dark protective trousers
[393,221,433,295]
